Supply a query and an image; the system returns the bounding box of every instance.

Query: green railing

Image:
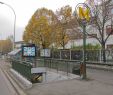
[12,59,33,81]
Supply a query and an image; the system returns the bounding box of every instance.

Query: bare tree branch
[86,32,102,43]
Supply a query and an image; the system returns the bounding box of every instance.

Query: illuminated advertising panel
[22,45,36,57]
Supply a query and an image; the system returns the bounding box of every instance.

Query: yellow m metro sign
[79,7,90,21]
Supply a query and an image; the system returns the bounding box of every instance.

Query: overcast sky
[0,0,85,41]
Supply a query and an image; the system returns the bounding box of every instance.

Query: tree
[23,8,58,48]
[23,6,79,49]
[55,5,73,49]
[86,0,113,62]
[0,37,12,54]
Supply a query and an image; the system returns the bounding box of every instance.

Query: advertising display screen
[22,45,36,57]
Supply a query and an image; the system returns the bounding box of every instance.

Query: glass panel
[111,9,113,14]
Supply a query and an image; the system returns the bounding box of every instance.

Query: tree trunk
[42,43,45,49]
[62,41,65,49]
[101,42,106,62]
[63,45,65,49]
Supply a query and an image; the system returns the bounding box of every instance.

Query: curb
[87,64,113,71]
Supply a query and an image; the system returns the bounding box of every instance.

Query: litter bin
[72,66,80,75]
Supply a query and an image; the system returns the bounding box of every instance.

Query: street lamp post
[0,2,16,50]
[75,3,91,79]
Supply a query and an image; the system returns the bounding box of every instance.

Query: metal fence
[11,49,113,81]
[38,49,113,62]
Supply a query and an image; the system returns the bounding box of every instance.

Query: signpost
[76,3,91,79]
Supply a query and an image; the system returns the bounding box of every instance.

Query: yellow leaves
[54,23,69,48]
[58,5,72,22]
[0,38,12,53]
[23,6,77,49]
[23,8,55,48]
[64,6,72,17]
[54,5,73,48]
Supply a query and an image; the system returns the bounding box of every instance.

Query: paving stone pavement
[26,78,113,95]
[25,68,113,95]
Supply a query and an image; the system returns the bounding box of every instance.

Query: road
[0,59,18,95]
[87,68,113,85]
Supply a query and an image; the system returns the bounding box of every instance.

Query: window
[88,34,97,38]
[108,5,113,17]
[106,25,113,35]
[111,8,113,14]
[107,44,113,49]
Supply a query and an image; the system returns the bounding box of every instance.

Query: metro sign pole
[75,3,91,79]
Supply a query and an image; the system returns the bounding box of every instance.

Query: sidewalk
[26,78,113,95]
[2,59,113,95]
[43,68,79,83]
[0,59,27,95]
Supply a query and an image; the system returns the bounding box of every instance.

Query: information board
[40,49,51,57]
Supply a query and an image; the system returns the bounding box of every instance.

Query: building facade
[65,0,113,49]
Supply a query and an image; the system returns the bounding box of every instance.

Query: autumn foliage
[0,38,12,54]
[23,6,78,49]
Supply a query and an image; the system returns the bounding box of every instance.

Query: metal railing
[36,58,81,76]
[12,59,33,81]
[39,49,113,63]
